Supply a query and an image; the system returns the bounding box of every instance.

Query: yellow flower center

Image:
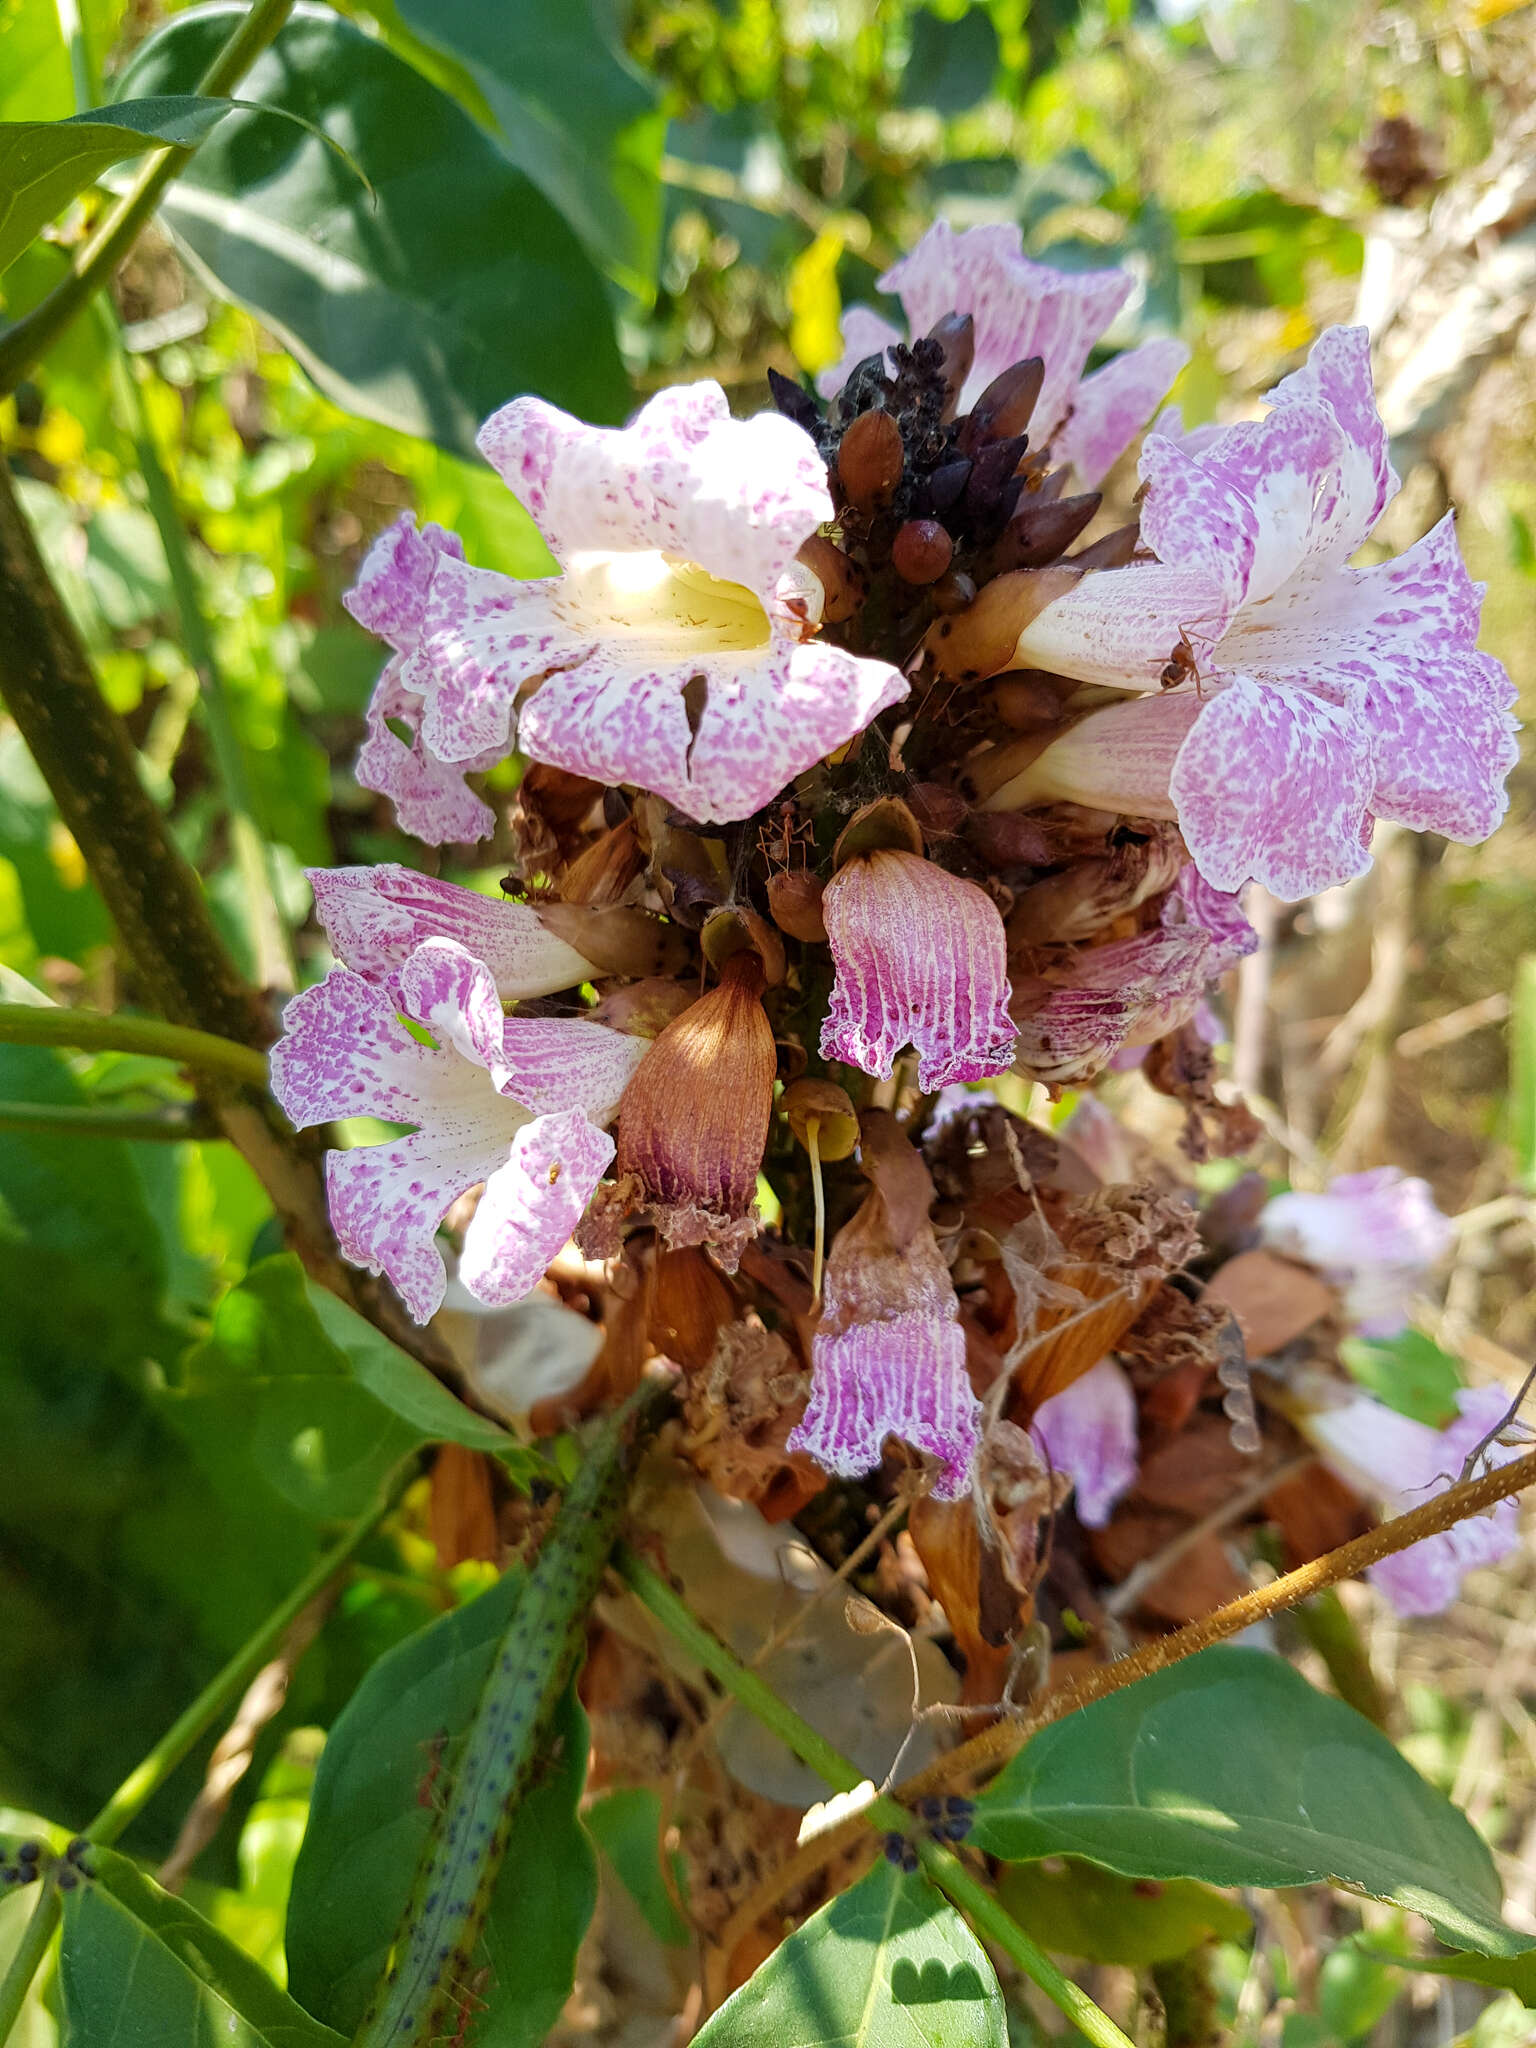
[560,550,772,654]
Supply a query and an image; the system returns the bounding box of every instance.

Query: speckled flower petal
[788,1310,980,1502]
[821,850,1015,1091]
[1051,336,1189,488]
[269,964,475,1129]
[1030,1357,1139,1527]
[1161,865,1258,975]
[816,306,905,401]
[1169,676,1376,900]
[354,656,497,847]
[477,382,831,600]
[1147,404,1228,459]
[516,634,907,825]
[396,939,511,1076]
[1267,324,1398,558]
[410,554,569,764]
[310,863,599,1001]
[1260,1166,1452,1339]
[344,513,464,652]
[458,1108,615,1306]
[1011,561,1232,692]
[498,1015,646,1124]
[1011,927,1214,1087]
[876,220,1131,425]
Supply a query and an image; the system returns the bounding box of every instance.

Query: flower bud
[891,519,953,586]
[796,535,868,624]
[534,901,693,978]
[837,408,905,509]
[924,566,1083,684]
[985,492,1101,576]
[650,1246,736,1371]
[605,951,777,1270]
[1070,520,1140,569]
[558,817,644,906]
[957,357,1045,453]
[766,868,828,943]
[924,312,975,420]
[978,690,1196,816]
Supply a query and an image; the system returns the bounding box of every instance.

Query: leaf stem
[101,305,297,990]
[612,1542,1134,2048]
[0,1456,416,2046]
[0,1003,270,1090]
[0,1096,221,1141]
[0,0,298,395]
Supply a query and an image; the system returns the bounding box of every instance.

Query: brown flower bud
[1070,520,1140,570]
[651,1246,736,1371]
[925,566,1083,683]
[605,951,776,1270]
[930,568,978,615]
[782,1079,858,1162]
[557,816,644,906]
[534,902,691,979]
[588,976,695,1038]
[966,810,1056,869]
[985,492,1102,576]
[958,356,1045,451]
[990,672,1073,731]
[837,408,904,509]
[702,903,787,988]
[891,518,953,586]
[924,312,975,420]
[795,535,867,623]
[766,867,828,943]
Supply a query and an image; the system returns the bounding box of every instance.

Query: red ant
[415,1731,449,1812]
[1159,629,1203,696]
[437,1966,491,2048]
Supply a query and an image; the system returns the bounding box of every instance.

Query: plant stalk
[613,1543,1135,2048]
[0,1097,220,1141]
[0,1002,271,1090]
[0,0,298,395]
[0,1457,417,2045]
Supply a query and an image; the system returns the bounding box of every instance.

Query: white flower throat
[560,550,772,654]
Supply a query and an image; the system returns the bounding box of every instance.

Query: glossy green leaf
[0,97,231,275]
[392,0,664,299]
[692,1859,1006,2047]
[114,5,631,456]
[59,1846,345,2047]
[995,1857,1250,1967]
[969,1649,1533,1956]
[585,1786,690,1946]
[173,1253,522,1520]
[1339,1329,1463,1427]
[899,8,1000,114]
[286,1570,596,2044]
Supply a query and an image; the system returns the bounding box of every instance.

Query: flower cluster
[276,219,1519,1628]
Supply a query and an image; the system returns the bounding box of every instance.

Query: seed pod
[766,867,828,943]
[891,518,953,586]
[837,408,904,509]
[986,491,1102,575]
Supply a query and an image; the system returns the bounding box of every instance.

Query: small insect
[1159,629,1200,692]
[440,1966,491,2048]
[416,1732,449,1813]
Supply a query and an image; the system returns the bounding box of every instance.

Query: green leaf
[969,1649,1533,1956]
[1372,1948,1536,2003]
[692,1859,1007,2047]
[59,1846,345,2047]
[391,0,664,299]
[173,1253,522,1520]
[899,8,1001,114]
[994,1858,1250,1967]
[114,4,631,456]
[1339,1329,1463,1426]
[0,97,231,275]
[1318,1935,1411,2043]
[286,1571,596,2043]
[585,1787,690,1946]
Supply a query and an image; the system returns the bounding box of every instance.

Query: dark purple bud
[925,458,972,516]
[1071,520,1140,570]
[987,492,1103,575]
[957,357,1045,454]
[964,436,1029,522]
[924,313,975,420]
[767,367,822,435]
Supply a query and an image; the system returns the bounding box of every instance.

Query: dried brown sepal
[1006,825,1186,948]
[836,408,905,510]
[557,815,644,906]
[781,1079,858,1161]
[534,901,692,979]
[587,976,696,1039]
[701,904,788,988]
[509,763,603,869]
[925,565,1083,684]
[681,1319,825,1520]
[766,867,828,943]
[796,535,868,623]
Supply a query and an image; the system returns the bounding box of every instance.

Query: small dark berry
[891,519,953,585]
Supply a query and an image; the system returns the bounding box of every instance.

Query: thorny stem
[0,0,298,396]
[0,1002,271,1090]
[721,1444,1536,1947]
[101,306,297,990]
[0,1458,417,2046]
[613,1543,1135,2048]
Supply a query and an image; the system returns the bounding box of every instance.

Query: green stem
[612,1544,1134,2048]
[102,309,296,990]
[0,1457,416,2045]
[0,1004,270,1091]
[0,1097,220,1141]
[0,0,297,396]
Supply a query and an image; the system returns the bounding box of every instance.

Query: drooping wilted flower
[393,383,907,823]
[1029,1356,1139,1528]
[345,514,501,845]
[1260,1167,1453,1338]
[270,938,643,1321]
[788,1115,981,1501]
[978,326,1518,898]
[818,220,1188,487]
[1298,1384,1521,1616]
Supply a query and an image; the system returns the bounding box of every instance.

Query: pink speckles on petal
[413,554,567,764]
[1268,324,1398,557]
[1052,336,1189,489]
[1183,402,1346,604]
[1137,431,1261,624]
[821,851,1015,1091]
[1031,1358,1139,1527]
[396,939,510,1077]
[343,513,464,651]
[310,864,598,1001]
[325,1121,510,1325]
[788,1311,980,1501]
[269,965,452,1130]
[458,1109,615,1306]
[497,1016,646,1125]
[1169,675,1376,899]
[354,657,496,848]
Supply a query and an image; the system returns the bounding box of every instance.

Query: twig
[1103,1452,1314,1619]
[0,1002,270,1090]
[1458,1361,1536,1483]
[0,1096,221,1141]
[0,0,298,395]
[1396,993,1510,1060]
